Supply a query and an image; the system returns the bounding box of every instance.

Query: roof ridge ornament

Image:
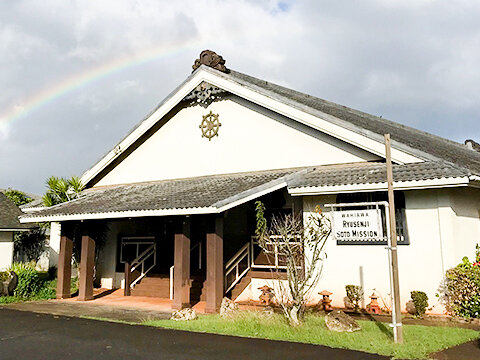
[192,50,229,73]
[184,81,226,107]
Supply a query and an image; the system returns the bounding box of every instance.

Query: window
[119,237,155,263]
[335,192,409,245]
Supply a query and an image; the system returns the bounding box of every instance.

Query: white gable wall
[95,96,380,187]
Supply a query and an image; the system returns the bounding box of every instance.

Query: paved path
[3,300,171,323]
[431,338,480,360]
[0,308,386,360]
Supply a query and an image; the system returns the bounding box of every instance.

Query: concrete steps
[230,270,287,300]
[131,275,170,298]
[131,274,206,301]
[231,274,252,300]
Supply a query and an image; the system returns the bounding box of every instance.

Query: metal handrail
[224,242,251,293]
[250,235,302,270]
[225,242,250,269]
[131,244,155,271]
[130,243,156,288]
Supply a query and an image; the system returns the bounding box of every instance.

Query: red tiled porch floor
[56,288,207,314]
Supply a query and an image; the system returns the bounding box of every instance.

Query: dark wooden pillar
[56,229,73,299]
[206,217,224,313]
[78,233,95,301]
[172,218,191,310]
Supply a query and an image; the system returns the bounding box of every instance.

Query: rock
[170,308,197,321]
[406,300,416,315]
[259,306,274,319]
[0,272,18,296]
[220,297,239,318]
[325,310,361,332]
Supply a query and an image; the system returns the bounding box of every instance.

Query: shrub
[0,263,58,302]
[34,279,57,300]
[443,246,480,319]
[345,285,364,311]
[7,262,43,298]
[410,291,428,317]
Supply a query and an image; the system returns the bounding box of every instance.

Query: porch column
[206,217,224,313]
[172,218,191,310]
[78,232,95,301]
[56,228,73,299]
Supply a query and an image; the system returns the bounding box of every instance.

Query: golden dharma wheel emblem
[199,111,221,141]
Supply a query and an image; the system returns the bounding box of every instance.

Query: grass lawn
[144,312,480,359]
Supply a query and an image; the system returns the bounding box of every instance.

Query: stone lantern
[258,285,274,306]
[367,292,381,314]
[319,290,333,311]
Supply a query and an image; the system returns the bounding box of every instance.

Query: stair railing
[224,242,251,293]
[129,243,157,288]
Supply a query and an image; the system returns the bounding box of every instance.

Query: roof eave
[288,176,471,196]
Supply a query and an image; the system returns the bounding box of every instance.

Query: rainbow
[0,40,202,134]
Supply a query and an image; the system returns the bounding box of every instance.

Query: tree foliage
[255,201,330,326]
[43,176,84,207]
[14,227,47,263]
[4,189,32,206]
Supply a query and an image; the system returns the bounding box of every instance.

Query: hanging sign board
[331,209,383,242]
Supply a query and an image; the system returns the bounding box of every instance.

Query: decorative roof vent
[192,50,229,73]
[465,139,480,152]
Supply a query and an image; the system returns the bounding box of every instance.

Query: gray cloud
[1,0,479,194]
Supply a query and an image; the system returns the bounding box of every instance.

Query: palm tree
[42,176,84,207]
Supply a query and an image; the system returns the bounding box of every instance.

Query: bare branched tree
[255,201,331,326]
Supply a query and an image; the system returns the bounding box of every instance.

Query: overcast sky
[1,0,480,194]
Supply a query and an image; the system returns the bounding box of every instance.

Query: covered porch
[22,167,304,312]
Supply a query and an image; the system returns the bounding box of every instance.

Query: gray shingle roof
[225,69,480,175]
[0,193,33,230]
[21,167,306,220]
[21,162,471,221]
[19,198,45,210]
[288,161,470,189]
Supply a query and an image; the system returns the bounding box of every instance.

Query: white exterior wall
[0,231,14,271]
[46,222,61,269]
[301,188,480,315]
[95,97,380,187]
[449,187,480,265]
[96,221,122,289]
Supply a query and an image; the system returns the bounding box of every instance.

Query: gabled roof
[0,193,34,230]
[79,64,480,188]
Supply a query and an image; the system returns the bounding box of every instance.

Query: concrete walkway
[3,299,171,323]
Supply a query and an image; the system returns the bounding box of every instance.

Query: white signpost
[331,209,383,243]
[326,201,403,343]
